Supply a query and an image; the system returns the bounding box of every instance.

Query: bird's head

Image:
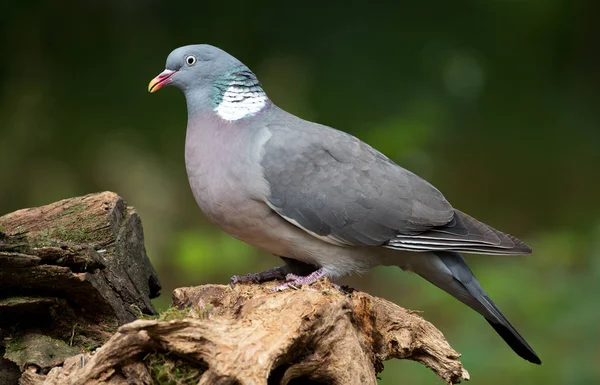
[148,44,269,121]
[148,44,242,94]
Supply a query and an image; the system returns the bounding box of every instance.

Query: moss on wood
[145,352,206,385]
[5,333,80,370]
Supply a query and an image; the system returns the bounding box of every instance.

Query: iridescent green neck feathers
[212,67,268,121]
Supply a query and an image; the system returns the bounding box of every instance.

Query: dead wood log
[26,281,470,385]
[0,192,161,378]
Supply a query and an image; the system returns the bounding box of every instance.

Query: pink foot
[271,268,327,292]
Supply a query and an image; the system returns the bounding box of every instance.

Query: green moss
[28,225,93,247]
[131,304,157,320]
[5,333,80,369]
[141,307,187,321]
[0,297,23,306]
[60,203,86,216]
[145,352,205,385]
[160,307,193,321]
[69,327,101,352]
[0,296,36,306]
[135,305,211,322]
[26,204,101,247]
[30,229,54,247]
[6,339,26,353]
[53,226,91,243]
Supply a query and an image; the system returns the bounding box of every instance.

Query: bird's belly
[187,169,379,277]
[192,184,379,275]
[190,180,287,253]
[188,175,253,233]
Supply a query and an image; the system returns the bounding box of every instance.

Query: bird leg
[270,268,328,292]
[230,265,289,287]
[230,257,321,288]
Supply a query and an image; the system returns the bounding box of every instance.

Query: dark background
[1,1,599,383]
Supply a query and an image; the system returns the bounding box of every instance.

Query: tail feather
[470,287,541,365]
[410,251,541,364]
[487,320,541,364]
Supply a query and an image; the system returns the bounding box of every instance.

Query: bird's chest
[190,167,239,218]
[184,122,270,234]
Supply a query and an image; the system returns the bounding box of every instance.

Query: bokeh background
[2,1,599,384]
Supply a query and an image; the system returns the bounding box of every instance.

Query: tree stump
[21,281,469,385]
[0,192,161,381]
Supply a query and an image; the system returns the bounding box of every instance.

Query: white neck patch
[215,85,268,121]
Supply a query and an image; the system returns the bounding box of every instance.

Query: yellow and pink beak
[148,69,177,93]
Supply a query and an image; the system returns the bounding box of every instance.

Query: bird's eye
[185,55,197,66]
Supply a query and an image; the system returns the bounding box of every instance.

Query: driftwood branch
[1,193,470,384]
[0,192,161,380]
[23,282,469,385]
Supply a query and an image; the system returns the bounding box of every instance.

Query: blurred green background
[1,1,599,384]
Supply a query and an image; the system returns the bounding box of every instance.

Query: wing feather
[260,120,531,255]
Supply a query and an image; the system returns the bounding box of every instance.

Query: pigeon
[148,44,541,364]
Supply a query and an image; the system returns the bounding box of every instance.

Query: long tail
[410,251,541,364]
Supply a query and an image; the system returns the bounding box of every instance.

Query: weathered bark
[0,192,161,377]
[25,281,469,385]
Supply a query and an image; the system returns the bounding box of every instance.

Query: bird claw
[229,273,259,288]
[270,282,294,292]
[230,266,289,288]
[270,268,327,292]
[233,268,330,292]
[285,273,301,281]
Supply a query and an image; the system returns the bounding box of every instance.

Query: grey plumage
[416,251,539,363]
[262,122,531,254]
[262,122,453,245]
[149,44,541,364]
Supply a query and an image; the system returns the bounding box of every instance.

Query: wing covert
[260,123,454,246]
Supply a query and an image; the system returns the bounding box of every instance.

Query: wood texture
[26,281,469,385]
[0,192,161,377]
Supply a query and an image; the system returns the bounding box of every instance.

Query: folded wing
[261,121,531,255]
